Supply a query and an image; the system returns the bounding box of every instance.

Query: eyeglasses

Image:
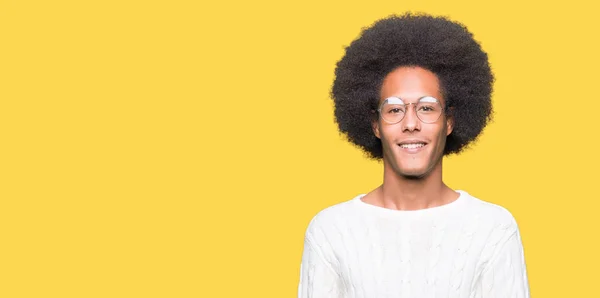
[377,96,445,124]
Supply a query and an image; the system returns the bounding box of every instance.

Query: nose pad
[401,103,420,131]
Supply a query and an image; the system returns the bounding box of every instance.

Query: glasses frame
[376,96,446,124]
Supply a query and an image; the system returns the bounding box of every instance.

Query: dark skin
[362,66,460,210]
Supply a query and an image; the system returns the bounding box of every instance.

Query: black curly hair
[331,13,494,159]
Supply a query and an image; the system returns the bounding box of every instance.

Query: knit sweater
[298,190,530,298]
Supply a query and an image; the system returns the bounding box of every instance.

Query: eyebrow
[384,96,439,104]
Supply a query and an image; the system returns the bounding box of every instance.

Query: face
[373,66,453,179]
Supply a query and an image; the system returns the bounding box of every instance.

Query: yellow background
[1,0,599,297]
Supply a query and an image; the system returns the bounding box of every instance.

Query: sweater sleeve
[298,235,343,298]
[474,227,530,298]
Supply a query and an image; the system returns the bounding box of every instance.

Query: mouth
[397,141,427,153]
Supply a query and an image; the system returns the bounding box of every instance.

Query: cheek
[436,125,448,149]
[378,124,394,140]
[379,125,404,146]
[424,124,447,147]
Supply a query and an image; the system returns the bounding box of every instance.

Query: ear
[372,119,381,139]
[446,113,454,136]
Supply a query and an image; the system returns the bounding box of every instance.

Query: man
[298,13,530,297]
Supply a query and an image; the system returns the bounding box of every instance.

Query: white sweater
[298,190,530,298]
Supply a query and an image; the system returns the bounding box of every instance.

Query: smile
[399,143,426,149]
[397,142,427,153]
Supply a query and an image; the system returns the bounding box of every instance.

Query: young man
[298,14,530,297]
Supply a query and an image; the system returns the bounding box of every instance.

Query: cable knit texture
[298,190,530,298]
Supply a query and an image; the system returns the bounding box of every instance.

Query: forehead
[379,66,443,104]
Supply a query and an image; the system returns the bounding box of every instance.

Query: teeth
[400,143,425,149]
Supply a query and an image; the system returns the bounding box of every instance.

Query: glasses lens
[379,96,443,123]
[416,99,442,123]
[381,102,406,123]
[417,102,442,123]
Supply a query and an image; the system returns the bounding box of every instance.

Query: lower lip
[398,144,427,154]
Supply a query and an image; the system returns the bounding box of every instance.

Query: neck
[377,160,454,210]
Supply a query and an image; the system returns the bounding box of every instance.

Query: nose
[401,103,420,132]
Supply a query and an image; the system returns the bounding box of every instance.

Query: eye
[418,104,437,112]
[381,104,406,115]
[383,104,406,114]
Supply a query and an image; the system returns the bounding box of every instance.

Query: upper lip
[398,139,428,145]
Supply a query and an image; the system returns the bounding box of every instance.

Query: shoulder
[460,192,523,257]
[303,196,361,242]
[459,192,529,274]
[461,191,519,229]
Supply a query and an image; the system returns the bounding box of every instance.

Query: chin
[400,170,427,179]
[401,173,425,180]
[395,165,429,179]
[383,152,434,179]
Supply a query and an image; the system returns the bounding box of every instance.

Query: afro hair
[331,13,494,159]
